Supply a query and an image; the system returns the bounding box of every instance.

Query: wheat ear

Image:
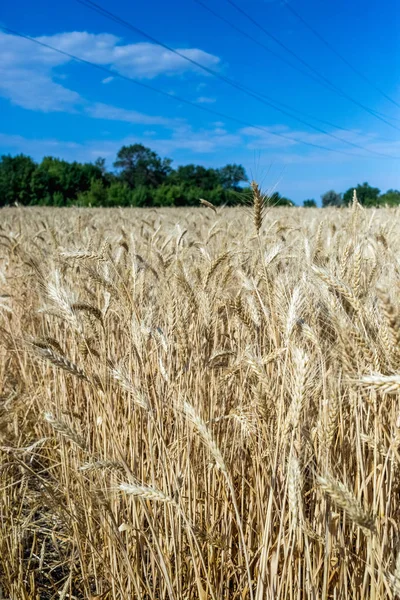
[251,181,264,236]
[317,474,375,533]
[183,401,254,600]
[200,198,217,213]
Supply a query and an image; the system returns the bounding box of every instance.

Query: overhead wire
[74,0,399,158]
[225,0,400,132]
[193,0,342,105]
[194,0,361,136]
[1,24,388,159]
[194,0,398,136]
[282,0,400,112]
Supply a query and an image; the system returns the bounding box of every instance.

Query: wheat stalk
[33,344,91,382]
[357,374,400,394]
[317,474,376,533]
[3,200,400,599]
[200,198,217,213]
[251,181,264,235]
[119,482,176,504]
[44,412,86,450]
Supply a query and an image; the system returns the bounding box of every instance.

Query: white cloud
[0,68,81,112]
[0,133,81,154]
[0,123,242,164]
[0,32,69,69]
[102,76,114,84]
[36,31,220,79]
[196,96,216,104]
[239,124,400,160]
[86,102,180,126]
[0,30,220,113]
[240,126,298,149]
[0,32,80,112]
[155,124,242,154]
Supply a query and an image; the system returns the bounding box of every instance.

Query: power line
[225,0,400,132]
[1,25,386,159]
[196,0,400,127]
[193,0,376,136]
[193,0,340,106]
[75,0,398,158]
[282,0,400,112]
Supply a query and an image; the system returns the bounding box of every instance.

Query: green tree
[269,191,293,206]
[153,184,184,206]
[209,185,240,206]
[52,191,65,207]
[303,199,317,207]
[321,190,342,207]
[76,179,108,207]
[94,157,107,175]
[343,182,380,206]
[168,164,220,191]
[106,181,132,207]
[378,189,400,206]
[31,157,103,204]
[0,154,36,205]
[114,144,172,189]
[217,164,247,189]
[130,185,155,207]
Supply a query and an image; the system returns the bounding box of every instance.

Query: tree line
[0,145,243,208]
[0,144,398,207]
[0,144,291,208]
[316,184,400,207]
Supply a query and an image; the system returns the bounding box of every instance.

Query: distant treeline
[0,144,398,207]
[0,144,295,208]
[319,185,400,207]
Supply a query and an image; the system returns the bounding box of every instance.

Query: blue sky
[0,0,399,203]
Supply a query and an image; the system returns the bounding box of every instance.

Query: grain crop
[1,199,400,599]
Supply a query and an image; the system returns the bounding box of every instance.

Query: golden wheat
[1,204,400,599]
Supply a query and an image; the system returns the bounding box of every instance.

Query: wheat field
[1,198,400,599]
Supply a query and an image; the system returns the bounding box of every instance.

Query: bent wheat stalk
[183,401,255,600]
